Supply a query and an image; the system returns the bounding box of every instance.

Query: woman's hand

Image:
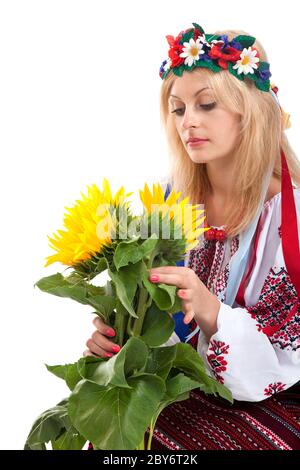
[149,266,221,340]
[83,316,121,358]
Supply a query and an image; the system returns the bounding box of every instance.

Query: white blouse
[163,184,300,402]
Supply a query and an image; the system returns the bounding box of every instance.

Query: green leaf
[141,262,177,311]
[46,363,83,391]
[173,342,211,384]
[114,240,141,270]
[35,273,88,303]
[68,374,165,450]
[108,266,139,318]
[145,346,177,380]
[181,29,194,43]
[140,302,174,347]
[24,402,69,449]
[234,35,256,48]
[139,234,158,258]
[255,78,270,92]
[95,256,109,273]
[173,65,184,77]
[77,337,148,388]
[86,294,116,320]
[51,428,86,450]
[228,62,245,81]
[167,294,182,315]
[192,22,205,34]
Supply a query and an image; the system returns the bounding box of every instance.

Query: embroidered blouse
[162,181,300,402]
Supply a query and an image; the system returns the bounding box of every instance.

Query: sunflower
[45,178,133,267]
[139,183,209,252]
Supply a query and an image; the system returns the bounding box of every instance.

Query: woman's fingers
[93,316,116,337]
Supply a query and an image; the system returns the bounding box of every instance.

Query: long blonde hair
[160,29,300,238]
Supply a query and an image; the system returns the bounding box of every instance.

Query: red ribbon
[235,149,300,336]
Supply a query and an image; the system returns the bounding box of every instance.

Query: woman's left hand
[149,266,221,330]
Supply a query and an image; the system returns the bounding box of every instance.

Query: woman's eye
[200,102,216,111]
[171,102,216,115]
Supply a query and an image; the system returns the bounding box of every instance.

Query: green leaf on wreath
[173,65,184,77]
[181,29,194,43]
[234,35,256,48]
[192,22,205,34]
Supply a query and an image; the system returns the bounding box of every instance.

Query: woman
[84,23,300,450]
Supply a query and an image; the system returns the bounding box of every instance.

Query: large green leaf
[68,374,165,450]
[51,427,86,450]
[113,239,141,270]
[86,294,116,320]
[77,338,148,388]
[46,362,83,391]
[145,346,177,380]
[108,264,143,318]
[173,343,233,403]
[24,402,69,449]
[140,302,174,347]
[35,273,109,316]
[141,262,177,311]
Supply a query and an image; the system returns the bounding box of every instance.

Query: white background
[0,0,299,450]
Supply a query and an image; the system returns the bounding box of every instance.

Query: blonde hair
[160,29,300,238]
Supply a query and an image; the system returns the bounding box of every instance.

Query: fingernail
[104,352,113,358]
[111,344,121,353]
[106,328,115,337]
[149,275,159,282]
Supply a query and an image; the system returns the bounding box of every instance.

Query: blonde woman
[84,23,300,450]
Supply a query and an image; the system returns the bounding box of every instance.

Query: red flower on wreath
[168,44,184,68]
[209,45,242,69]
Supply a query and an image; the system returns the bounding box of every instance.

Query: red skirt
[148,382,300,450]
[87,381,300,450]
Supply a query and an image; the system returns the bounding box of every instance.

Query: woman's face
[168,71,241,164]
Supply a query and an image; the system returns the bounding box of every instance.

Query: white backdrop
[0,0,299,449]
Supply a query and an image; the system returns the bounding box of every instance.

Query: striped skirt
[148,381,300,450]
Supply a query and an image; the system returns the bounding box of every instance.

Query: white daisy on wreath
[233,47,260,75]
[163,57,172,72]
[179,37,206,67]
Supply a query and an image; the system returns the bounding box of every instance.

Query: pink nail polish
[111,344,121,353]
[106,328,115,337]
[104,352,113,358]
[150,275,159,282]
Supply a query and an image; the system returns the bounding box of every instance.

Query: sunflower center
[242,56,250,65]
[190,47,199,57]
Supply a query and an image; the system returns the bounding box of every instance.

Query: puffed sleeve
[197,190,300,402]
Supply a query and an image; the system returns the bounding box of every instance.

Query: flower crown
[159,22,272,92]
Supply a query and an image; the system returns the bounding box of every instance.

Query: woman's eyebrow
[169,87,210,100]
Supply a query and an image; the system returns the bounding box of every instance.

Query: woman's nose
[181,108,201,129]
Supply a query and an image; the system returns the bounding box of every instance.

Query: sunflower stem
[131,249,157,337]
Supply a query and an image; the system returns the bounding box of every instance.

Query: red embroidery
[264,382,286,397]
[246,267,300,351]
[189,239,216,286]
[207,340,230,384]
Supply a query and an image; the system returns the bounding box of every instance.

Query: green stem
[132,284,149,337]
[131,249,158,337]
[147,425,154,450]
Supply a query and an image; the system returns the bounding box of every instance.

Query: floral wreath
[159,22,272,92]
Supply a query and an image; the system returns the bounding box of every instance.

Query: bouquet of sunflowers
[24,179,232,450]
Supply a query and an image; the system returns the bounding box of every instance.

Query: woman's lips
[187,139,209,147]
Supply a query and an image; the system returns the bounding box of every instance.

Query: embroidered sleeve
[197,298,300,402]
